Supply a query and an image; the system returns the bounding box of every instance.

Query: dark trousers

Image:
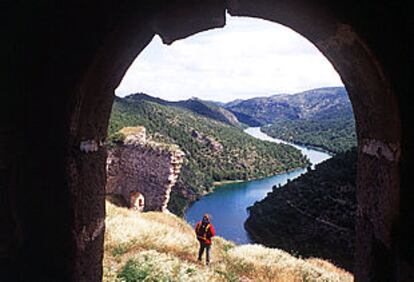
[197,241,211,263]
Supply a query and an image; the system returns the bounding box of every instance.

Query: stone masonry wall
[106,128,184,212]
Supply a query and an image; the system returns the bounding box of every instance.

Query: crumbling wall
[106,127,184,212]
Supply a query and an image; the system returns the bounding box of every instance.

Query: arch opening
[102,11,360,278]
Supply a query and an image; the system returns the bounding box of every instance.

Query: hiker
[195,214,216,266]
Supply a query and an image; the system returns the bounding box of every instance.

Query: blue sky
[115,14,343,102]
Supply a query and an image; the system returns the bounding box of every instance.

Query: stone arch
[2,1,410,281]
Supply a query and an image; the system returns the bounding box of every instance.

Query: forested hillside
[225,87,352,125]
[108,95,309,215]
[261,117,356,153]
[124,93,242,127]
[223,87,356,153]
[245,148,357,271]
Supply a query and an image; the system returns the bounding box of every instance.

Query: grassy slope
[109,97,309,215]
[104,201,352,282]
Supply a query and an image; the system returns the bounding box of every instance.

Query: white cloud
[115,15,343,102]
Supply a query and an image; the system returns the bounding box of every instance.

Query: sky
[115,14,343,102]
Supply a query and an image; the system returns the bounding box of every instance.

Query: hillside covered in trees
[261,116,356,154]
[245,148,357,271]
[108,95,309,215]
[123,93,243,127]
[223,87,356,153]
[225,87,352,125]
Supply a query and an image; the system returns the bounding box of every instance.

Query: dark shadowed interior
[1,1,411,281]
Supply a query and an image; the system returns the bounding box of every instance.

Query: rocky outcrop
[106,127,184,212]
[190,129,223,151]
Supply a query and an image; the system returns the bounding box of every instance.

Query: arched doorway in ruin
[3,1,409,281]
[130,191,145,212]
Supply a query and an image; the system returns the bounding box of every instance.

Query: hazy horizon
[116,14,343,103]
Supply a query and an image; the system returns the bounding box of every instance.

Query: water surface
[184,127,331,244]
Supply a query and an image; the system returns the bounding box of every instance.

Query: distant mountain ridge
[121,87,356,154]
[124,87,351,127]
[220,87,356,153]
[224,87,351,125]
[124,93,242,127]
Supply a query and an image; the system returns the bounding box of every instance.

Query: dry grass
[104,202,353,282]
[119,126,146,136]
